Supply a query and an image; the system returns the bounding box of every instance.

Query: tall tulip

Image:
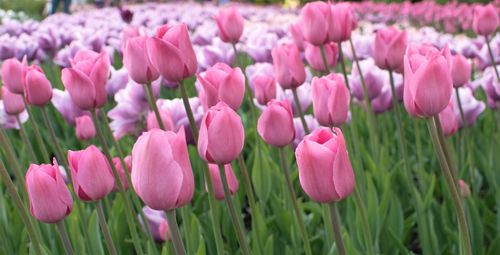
[329,3,357,43]
[373,27,407,72]
[272,44,306,89]
[450,54,471,88]
[257,100,295,147]
[472,4,499,36]
[311,73,350,127]
[123,36,159,84]
[253,74,276,105]
[299,1,332,46]
[215,7,244,43]
[1,57,27,94]
[305,42,338,72]
[2,86,25,115]
[24,66,53,106]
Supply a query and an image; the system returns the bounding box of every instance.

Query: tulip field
[1,1,500,255]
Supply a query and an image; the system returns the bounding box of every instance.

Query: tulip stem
[15,114,38,162]
[55,221,74,255]
[278,147,313,255]
[292,88,310,134]
[328,202,346,255]
[165,210,187,255]
[218,164,251,255]
[426,117,472,255]
[352,189,375,255]
[454,88,467,130]
[236,155,257,214]
[144,82,165,130]
[0,126,28,199]
[91,110,145,255]
[0,159,43,255]
[337,44,351,90]
[179,79,199,142]
[232,43,258,122]
[96,201,118,255]
[319,44,331,73]
[485,35,500,82]
[22,98,50,162]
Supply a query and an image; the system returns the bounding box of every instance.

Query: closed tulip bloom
[146,109,175,131]
[75,115,95,140]
[2,86,25,115]
[215,7,244,43]
[112,156,131,191]
[272,44,306,89]
[374,27,407,71]
[257,100,295,147]
[450,54,471,87]
[299,1,331,46]
[473,4,499,36]
[329,3,357,43]
[68,145,115,201]
[253,74,276,105]
[305,42,338,72]
[403,44,453,118]
[312,73,350,127]
[25,159,73,223]
[438,102,459,136]
[61,49,110,110]
[147,24,197,82]
[295,127,355,203]
[123,36,159,84]
[197,63,245,111]
[198,102,244,164]
[132,128,194,211]
[207,164,239,200]
[289,23,305,51]
[24,66,53,106]
[1,57,27,94]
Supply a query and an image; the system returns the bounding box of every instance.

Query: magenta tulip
[253,73,276,105]
[272,44,306,89]
[24,66,53,106]
[311,73,350,127]
[215,7,244,43]
[295,127,355,203]
[450,54,471,88]
[25,159,73,223]
[123,36,159,84]
[207,164,239,200]
[257,100,295,147]
[299,1,332,46]
[131,128,194,211]
[305,42,338,72]
[472,4,499,36]
[75,115,95,140]
[373,27,407,72]
[2,86,25,115]
[198,102,244,164]
[1,57,27,94]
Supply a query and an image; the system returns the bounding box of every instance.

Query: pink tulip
[450,54,471,87]
[271,44,306,89]
[215,7,244,43]
[25,159,73,223]
[198,102,244,164]
[146,109,175,131]
[123,36,159,84]
[299,1,332,46]
[24,66,53,106]
[295,127,355,203]
[1,57,27,94]
[207,164,239,200]
[131,128,194,211]
[311,73,350,127]
[197,63,245,111]
[2,86,25,115]
[305,42,338,72]
[159,219,172,241]
[121,26,140,52]
[373,27,407,72]
[147,24,197,82]
[75,115,95,140]
[473,4,499,36]
[329,3,357,43]
[253,74,276,105]
[61,49,110,110]
[438,102,459,136]
[112,156,131,191]
[403,44,453,118]
[257,100,295,147]
[68,145,115,201]
[289,23,306,51]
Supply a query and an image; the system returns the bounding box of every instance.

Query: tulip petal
[147,37,184,82]
[61,68,96,110]
[76,147,114,200]
[207,107,244,164]
[331,129,355,200]
[219,68,245,110]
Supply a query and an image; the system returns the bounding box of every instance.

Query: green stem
[328,202,346,255]
[40,107,71,180]
[22,98,49,162]
[292,88,309,134]
[454,87,468,179]
[434,116,458,182]
[96,201,118,255]
[278,147,312,255]
[144,82,165,130]
[337,43,351,90]
[165,210,187,255]
[90,110,144,255]
[455,88,467,130]
[218,163,251,255]
[236,154,257,214]
[232,43,258,122]
[485,35,500,82]
[426,117,472,255]
[15,114,37,162]
[0,159,43,255]
[352,189,375,255]
[0,126,28,200]
[179,80,199,142]
[56,221,74,255]
[319,44,331,73]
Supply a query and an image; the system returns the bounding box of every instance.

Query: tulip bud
[24,66,53,106]
[289,23,305,51]
[472,4,499,36]
[207,164,239,200]
[132,128,194,211]
[373,27,407,72]
[112,156,131,191]
[438,102,459,136]
[329,3,357,43]
[197,63,245,111]
[2,86,25,115]
[68,145,115,201]
[311,73,350,127]
[257,100,295,147]
[299,1,331,46]
[403,44,453,118]
[215,7,244,43]
[25,159,73,223]
[123,36,159,84]
[253,74,276,105]
[1,57,27,94]
[147,24,197,82]
[198,102,244,164]
[305,42,338,72]
[458,180,471,198]
[450,54,471,88]
[272,44,306,90]
[146,109,175,131]
[75,115,95,140]
[295,127,355,203]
